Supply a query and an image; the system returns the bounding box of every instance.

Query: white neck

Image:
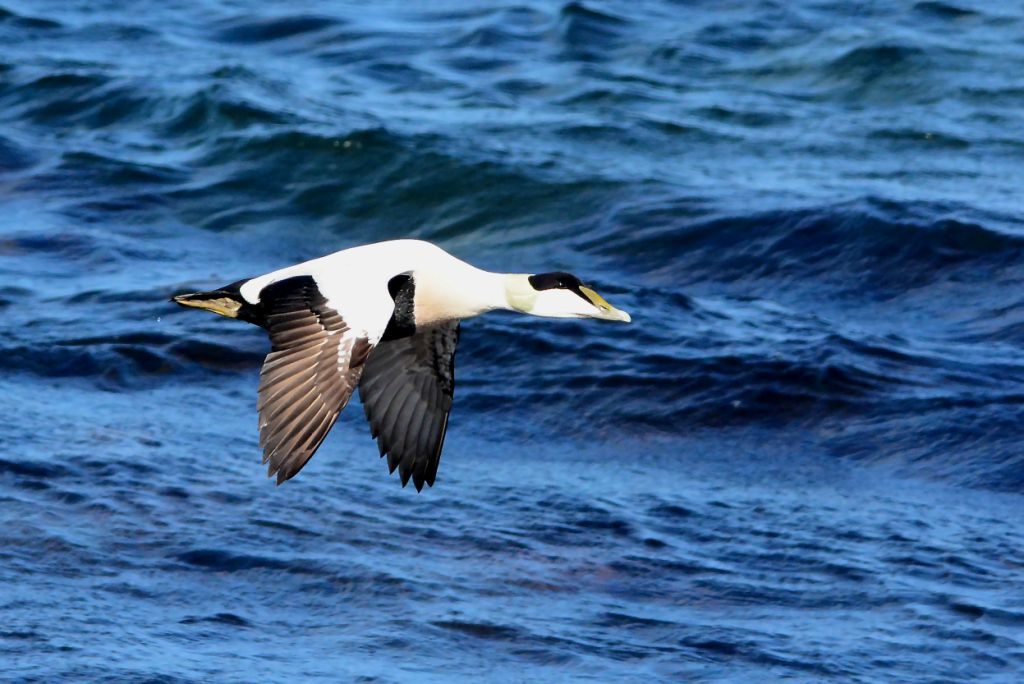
[413,265,530,325]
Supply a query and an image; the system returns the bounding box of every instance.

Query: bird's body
[241,240,497,336]
[173,239,630,490]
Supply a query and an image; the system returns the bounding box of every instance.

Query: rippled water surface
[2,1,1024,681]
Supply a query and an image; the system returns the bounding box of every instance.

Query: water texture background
[2,1,1023,681]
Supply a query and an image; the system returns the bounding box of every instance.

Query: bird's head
[505,271,631,322]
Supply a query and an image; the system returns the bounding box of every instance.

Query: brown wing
[358,322,460,491]
[256,276,372,484]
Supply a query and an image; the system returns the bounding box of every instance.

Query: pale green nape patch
[503,274,538,313]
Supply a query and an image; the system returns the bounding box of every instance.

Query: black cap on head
[528,271,585,292]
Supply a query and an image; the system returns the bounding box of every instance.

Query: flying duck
[173,239,630,491]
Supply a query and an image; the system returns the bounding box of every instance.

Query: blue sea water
[2,0,1024,681]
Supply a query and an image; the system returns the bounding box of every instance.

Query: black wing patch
[256,276,371,484]
[358,322,460,491]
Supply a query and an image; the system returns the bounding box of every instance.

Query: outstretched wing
[257,276,372,483]
[358,322,460,491]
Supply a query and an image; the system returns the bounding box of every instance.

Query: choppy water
[2,1,1024,681]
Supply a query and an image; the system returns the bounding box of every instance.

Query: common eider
[173,239,630,491]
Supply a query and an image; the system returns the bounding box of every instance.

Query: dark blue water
[2,1,1023,681]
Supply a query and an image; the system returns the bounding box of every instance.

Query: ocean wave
[0,5,60,30]
[211,14,342,45]
[825,44,928,82]
[913,1,979,20]
[558,2,629,62]
[587,198,1024,292]
[0,134,35,172]
[2,72,141,129]
[164,126,623,241]
[0,326,263,387]
[0,67,292,141]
